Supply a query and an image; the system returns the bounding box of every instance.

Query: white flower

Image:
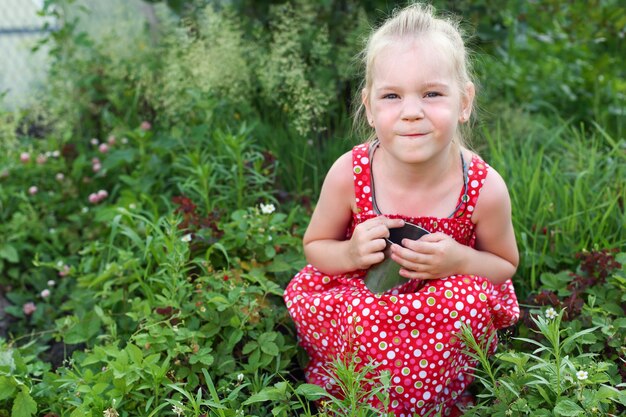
[55,173,65,181]
[47,280,56,287]
[41,289,51,298]
[52,150,60,158]
[576,370,588,381]
[90,138,99,146]
[260,203,275,214]
[172,405,184,416]
[237,373,244,382]
[103,407,119,417]
[181,234,192,242]
[545,307,558,320]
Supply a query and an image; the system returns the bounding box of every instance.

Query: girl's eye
[383,93,399,99]
[425,91,442,98]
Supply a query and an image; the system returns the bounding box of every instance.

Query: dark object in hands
[364,222,430,294]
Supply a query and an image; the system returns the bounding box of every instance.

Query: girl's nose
[401,97,424,120]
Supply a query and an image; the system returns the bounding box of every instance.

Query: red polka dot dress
[284,142,520,417]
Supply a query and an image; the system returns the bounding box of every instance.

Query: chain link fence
[0,0,55,109]
[0,0,151,110]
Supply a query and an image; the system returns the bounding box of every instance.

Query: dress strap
[452,154,490,219]
[352,143,374,215]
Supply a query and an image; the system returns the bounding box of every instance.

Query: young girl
[284,3,519,416]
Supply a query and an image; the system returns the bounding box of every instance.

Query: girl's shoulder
[326,141,371,179]
[466,151,512,222]
[320,149,355,196]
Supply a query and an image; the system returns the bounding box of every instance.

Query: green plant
[461,309,625,416]
[243,353,394,417]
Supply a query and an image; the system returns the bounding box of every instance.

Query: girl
[284,3,519,416]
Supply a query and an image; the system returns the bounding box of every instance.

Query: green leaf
[63,312,102,344]
[12,391,37,417]
[0,348,15,372]
[294,383,330,400]
[266,259,293,272]
[69,406,87,417]
[260,342,279,356]
[226,329,243,350]
[189,352,214,366]
[242,387,284,405]
[257,332,278,345]
[553,398,584,416]
[0,244,18,263]
[562,326,600,352]
[126,343,143,365]
[613,317,626,329]
[496,351,530,369]
[242,341,258,355]
[540,271,573,295]
[0,375,16,400]
[596,385,621,403]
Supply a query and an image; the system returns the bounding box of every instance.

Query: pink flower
[88,190,108,204]
[98,143,109,153]
[40,289,51,298]
[36,154,47,165]
[140,121,152,131]
[92,157,101,164]
[107,135,116,145]
[28,186,38,195]
[20,152,31,163]
[23,302,37,316]
[58,265,70,277]
[92,163,102,173]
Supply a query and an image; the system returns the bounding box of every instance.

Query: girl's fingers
[369,238,387,252]
[401,238,436,254]
[385,217,406,229]
[390,249,425,270]
[399,268,438,280]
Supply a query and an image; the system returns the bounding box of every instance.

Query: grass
[477,110,625,295]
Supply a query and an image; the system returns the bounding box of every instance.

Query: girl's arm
[390,167,518,285]
[304,151,405,275]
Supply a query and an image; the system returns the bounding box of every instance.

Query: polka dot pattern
[284,142,520,416]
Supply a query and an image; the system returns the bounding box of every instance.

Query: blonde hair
[354,3,475,146]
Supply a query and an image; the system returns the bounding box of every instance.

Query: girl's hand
[389,232,467,280]
[348,216,405,270]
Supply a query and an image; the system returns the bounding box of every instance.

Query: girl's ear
[460,82,475,122]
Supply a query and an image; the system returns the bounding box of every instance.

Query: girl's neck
[371,141,467,218]
[376,141,462,188]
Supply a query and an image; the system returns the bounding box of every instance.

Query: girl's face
[363,36,474,166]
